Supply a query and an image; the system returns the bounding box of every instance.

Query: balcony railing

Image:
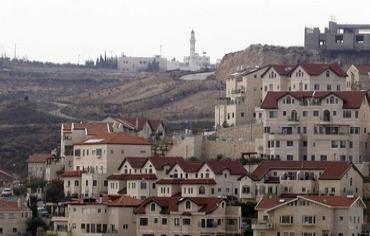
[251,219,274,230]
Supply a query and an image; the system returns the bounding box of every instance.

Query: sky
[0,0,369,64]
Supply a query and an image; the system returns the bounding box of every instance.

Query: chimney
[136,117,139,129]
[99,194,103,204]
[17,198,22,209]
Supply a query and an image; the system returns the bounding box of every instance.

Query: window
[12,228,17,233]
[302,216,315,224]
[183,218,191,225]
[93,180,97,186]
[343,110,352,118]
[327,84,332,91]
[140,181,147,189]
[185,200,191,210]
[174,218,180,226]
[150,203,155,212]
[320,155,327,161]
[162,218,167,225]
[139,218,148,226]
[314,84,320,90]
[287,155,293,161]
[287,141,293,147]
[313,111,319,117]
[302,111,308,117]
[269,111,277,118]
[280,216,293,224]
[199,186,206,195]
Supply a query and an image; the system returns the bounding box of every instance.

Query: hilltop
[216,44,370,80]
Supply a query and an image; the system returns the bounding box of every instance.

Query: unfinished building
[305,21,370,51]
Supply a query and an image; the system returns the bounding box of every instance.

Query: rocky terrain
[216,44,370,80]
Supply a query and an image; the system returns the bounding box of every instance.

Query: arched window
[150,203,155,212]
[323,110,331,122]
[199,186,206,195]
[326,70,330,77]
[185,201,191,210]
[286,96,291,104]
[329,96,335,104]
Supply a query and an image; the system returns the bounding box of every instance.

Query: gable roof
[354,65,370,74]
[77,132,150,146]
[261,91,368,109]
[60,170,85,178]
[28,153,52,163]
[294,63,347,77]
[206,160,247,175]
[250,160,358,181]
[111,117,164,131]
[156,178,216,185]
[69,194,142,207]
[107,174,157,181]
[256,195,364,211]
[0,169,15,181]
[62,122,113,135]
[261,65,295,77]
[117,156,184,172]
[135,196,225,215]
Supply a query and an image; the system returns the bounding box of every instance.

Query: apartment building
[0,169,15,187]
[60,132,152,198]
[0,199,32,236]
[135,196,241,236]
[238,160,363,201]
[261,63,347,100]
[257,91,370,172]
[215,66,268,128]
[346,65,370,91]
[49,195,142,236]
[61,122,121,170]
[252,195,365,236]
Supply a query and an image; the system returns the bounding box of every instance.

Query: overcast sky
[1,0,369,63]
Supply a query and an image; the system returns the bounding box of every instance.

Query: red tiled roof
[115,117,163,131]
[156,178,216,185]
[107,174,157,181]
[69,194,142,207]
[60,170,84,178]
[135,197,225,214]
[118,156,183,171]
[63,122,113,135]
[206,160,247,175]
[256,195,363,210]
[77,132,150,145]
[0,169,14,181]
[261,65,295,77]
[28,153,51,163]
[354,65,370,74]
[0,199,27,211]
[250,160,355,181]
[261,91,368,109]
[297,63,347,77]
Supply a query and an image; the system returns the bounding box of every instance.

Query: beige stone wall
[201,140,255,159]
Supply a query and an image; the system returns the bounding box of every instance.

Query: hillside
[216,44,370,80]
[60,73,223,122]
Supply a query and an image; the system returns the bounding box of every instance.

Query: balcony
[230,89,245,94]
[252,220,274,230]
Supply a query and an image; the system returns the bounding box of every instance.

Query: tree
[26,177,46,192]
[45,180,65,203]
[26,217,47,236]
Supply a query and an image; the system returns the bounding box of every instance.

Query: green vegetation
[45,180,65,203]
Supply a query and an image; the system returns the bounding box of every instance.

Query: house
[0,199,32,236]
[135,196,241,236]
[107,174,157,199]
[256,90,370,174]
[103,116,166,140]
[252,195,365,236]
[60,122,121,170]
[239,160,363,201]
[48,195,142,236]
[27,153,53,179]
[346,65,370,91]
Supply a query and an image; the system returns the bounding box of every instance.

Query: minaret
[190,30,196,57]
